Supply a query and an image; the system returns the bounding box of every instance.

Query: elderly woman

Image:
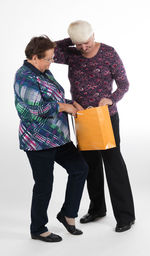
[14,36,88,242]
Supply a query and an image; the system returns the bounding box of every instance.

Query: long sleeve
[14,64,71,151]
[109,49,129,104]
[14,75,59,121]
[54,38,74,65]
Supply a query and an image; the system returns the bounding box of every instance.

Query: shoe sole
[31,235,62,242]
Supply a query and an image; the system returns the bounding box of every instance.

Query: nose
[81,44,87,51]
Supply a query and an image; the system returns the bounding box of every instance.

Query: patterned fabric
[14,60,71,151]
[54,38,129,116]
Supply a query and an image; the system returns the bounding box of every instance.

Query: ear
[32,55,38,61]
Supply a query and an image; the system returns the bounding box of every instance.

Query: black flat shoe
[31,233,62,242]
[115,220,135,232]
[80,213,106,224]
[57,212,83,235]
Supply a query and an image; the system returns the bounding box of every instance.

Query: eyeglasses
[43,56,54,63]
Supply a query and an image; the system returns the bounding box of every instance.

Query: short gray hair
[68,20,93,44]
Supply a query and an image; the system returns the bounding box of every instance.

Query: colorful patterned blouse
[54,38,129,116]
[14,61,71,151]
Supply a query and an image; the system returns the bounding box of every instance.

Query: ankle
[65,216,75,226]
[40,231,51,237]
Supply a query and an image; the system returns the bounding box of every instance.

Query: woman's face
[33,48,54,72]
[75,35,95,55]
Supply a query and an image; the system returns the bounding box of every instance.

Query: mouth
[81,49,88,53]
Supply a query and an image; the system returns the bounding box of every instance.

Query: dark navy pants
[26,142,88,235]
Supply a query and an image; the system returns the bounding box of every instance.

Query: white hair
[68,20,93,44]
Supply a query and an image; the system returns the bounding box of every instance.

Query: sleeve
[54,38,74,65]
[14,74,59,120]
[65,99,73,104]
[109,48,129,104]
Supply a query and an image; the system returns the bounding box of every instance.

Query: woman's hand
[58,103,77,116]
[73,101,84,111]
[98,98,113,106]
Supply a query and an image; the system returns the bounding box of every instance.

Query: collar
[24,60,46,76]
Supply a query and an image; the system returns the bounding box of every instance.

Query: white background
[0,0,150,255]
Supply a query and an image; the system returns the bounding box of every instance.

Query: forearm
[55,38,73,48]
[109,82,129,103]
[54,38,74,64]
[15,97,59,119]
[110,48,129,103]
[29,101,59,117]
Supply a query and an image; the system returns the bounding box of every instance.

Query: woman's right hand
[58,103,77,116]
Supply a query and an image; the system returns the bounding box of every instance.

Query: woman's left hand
[73,101,84,111]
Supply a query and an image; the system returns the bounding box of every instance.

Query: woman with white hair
[54,20,135,233]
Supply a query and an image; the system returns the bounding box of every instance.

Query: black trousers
[26,142,88,235]
[80,113,135,225]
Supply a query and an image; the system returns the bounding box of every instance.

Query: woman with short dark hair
[14,35,88,243]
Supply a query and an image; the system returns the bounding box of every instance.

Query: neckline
[81,43,102,60]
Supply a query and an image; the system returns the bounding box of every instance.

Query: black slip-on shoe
[57,212,83,235]
[115,220,135,232]
[31,233,62,242]
[80,213,106,224]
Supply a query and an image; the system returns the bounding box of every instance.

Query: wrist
[58,102,66,112]
[109,98,114,105]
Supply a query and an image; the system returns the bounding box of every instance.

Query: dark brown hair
[25,35,56,60]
